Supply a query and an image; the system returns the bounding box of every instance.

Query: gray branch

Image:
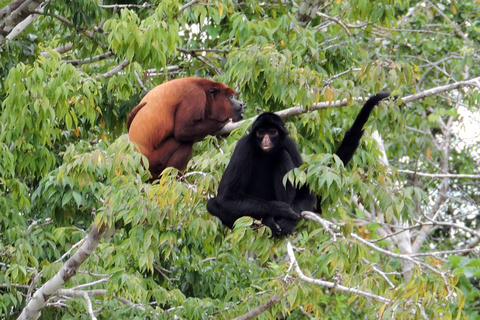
[295,0,325,28]
[17,224,107,320]
[0,0,46,44]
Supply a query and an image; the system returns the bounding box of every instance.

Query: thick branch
[218,76,480,135]
[17,223,107,320]
[0,0,46,42]
[230,294,283,320]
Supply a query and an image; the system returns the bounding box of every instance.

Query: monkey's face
[229,94,245,122]
[256,127,279,152]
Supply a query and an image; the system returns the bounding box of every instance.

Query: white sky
[456,106,480,143]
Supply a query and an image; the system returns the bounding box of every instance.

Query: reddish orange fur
[126,102,146,131]
[127,77,240,179]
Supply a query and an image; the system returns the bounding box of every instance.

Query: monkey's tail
[335,92,391,165]
[126,102,147,131]
[349,92,391,133]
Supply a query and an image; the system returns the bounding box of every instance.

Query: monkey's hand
[269,201,300,220]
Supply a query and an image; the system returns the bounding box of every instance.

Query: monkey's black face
[230,95,245,122]
[256,127,279,152]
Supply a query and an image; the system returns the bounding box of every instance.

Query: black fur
[207,92,390,236]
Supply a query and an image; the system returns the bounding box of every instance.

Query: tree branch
[230,294,283,320]
[398,169,480,180]
[411,115,454,254]
[218,76,480,135]
[294,0,325,28]
[102,59,131,79]
[401,77,480,104]
[0,0,46,44]
[17,223,107,320]
[286,241,392,304]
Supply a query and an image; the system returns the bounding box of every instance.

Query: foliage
[1,0,479,319]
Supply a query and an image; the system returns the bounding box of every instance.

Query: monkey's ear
[208,87,219,96]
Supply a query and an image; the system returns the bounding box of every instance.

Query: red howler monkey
[127,77,245,179]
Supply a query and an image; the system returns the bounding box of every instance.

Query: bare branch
[295,0,325,28]
[230,294,283,320]
[40,43,74,58]
[350,233,449,280]
[65,52,115,66]
[398,169,480,180]
[218,76,480,135]
[410,248,475,257]
[175,0,202,18]
[18,223,107,320]
[0,0,46,43]
[428,1,470,43]
[412,115,454,254]
[401,77,480,104]
[102,59,131,79]
[302,211,339,241]
[316,12,353,35]
[286,242,392,304]
[99,2,152,9]
[134,70,149,93]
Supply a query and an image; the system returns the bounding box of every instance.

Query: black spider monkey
[207,92,391,236]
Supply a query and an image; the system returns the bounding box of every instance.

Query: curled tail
[126,102,147,131]
[335,92,391,165]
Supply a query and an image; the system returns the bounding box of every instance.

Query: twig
[301,211,338,241]
[298,305,315,319]
[362,259,396,288]
[55,234,87,263]
[134,70,148,93]
[428,1,470,43]
[71,277,110,290]
[99,3,152,9]
[350,233,449,279]
[65,52,115,66]
[286,242,392,304]
[410,248,476,257]
[316,12,353,36]
[175,0,202,18]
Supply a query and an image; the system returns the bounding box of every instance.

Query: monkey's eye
[256,128,278,137]
[256,129,266,137]
[268,128,278,136]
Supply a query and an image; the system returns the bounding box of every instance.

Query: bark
[218,76,480,135]
[286,242,392,304]
[230,294,283,320]
[295,0,325,27]
[0,0,45,42]
[17,224,107,320]
[411,116,453,254]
